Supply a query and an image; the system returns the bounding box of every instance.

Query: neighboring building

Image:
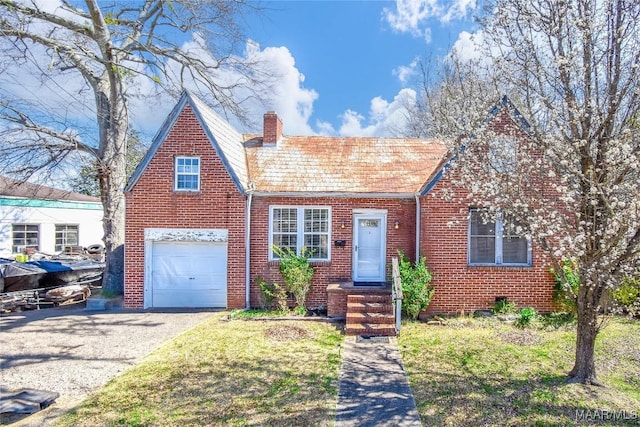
[0,177,103,257]
[124,91,555,314]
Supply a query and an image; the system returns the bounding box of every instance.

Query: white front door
[353,214,386,282]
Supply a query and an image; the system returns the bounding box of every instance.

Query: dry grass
[55,313,343,427]
[399,316,640,426]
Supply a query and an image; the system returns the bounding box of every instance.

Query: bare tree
[414,0,640,384]
[0,0,269,293]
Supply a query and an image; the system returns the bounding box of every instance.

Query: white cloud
[393,58,420,85]
[315,120,336,135]
[441,0,477,23]
[243,42,318,136]
[337,88,417,137]
[128,38,319,138]
[383,0,477,42]
[383,0,440,41]
[424,27,432,44]
[449,30,489,63]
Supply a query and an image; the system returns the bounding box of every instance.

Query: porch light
[394,220,400,230]
[341,220,346,229]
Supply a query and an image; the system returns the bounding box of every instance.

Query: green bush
[551,259,579,314]
[539,311,576,329]
[613,277,640,318]
[255,276,288,312]
[515,307,537,328]
[397,250,434,319]
[272,245,314,311]
[493,298,518,314]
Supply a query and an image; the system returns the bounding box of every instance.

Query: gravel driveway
[0,305,218,426]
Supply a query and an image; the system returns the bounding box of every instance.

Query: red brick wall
[124,105,247,309]
[420,186,555,314]
[419,110,556,315]
[248,196,416,309]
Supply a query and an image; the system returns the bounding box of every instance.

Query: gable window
[55,225,79,252]
[175,156,200,191]
[270,206,330,261]
[488,136,517,173]
[12,224,39,253]
[468,209,530,266]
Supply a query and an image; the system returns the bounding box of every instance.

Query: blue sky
[219,0,481,137]
[253,1,473,126]
[0,0,482,142]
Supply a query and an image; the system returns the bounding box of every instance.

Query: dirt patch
[496,329,543,346]
[264,324,311,341]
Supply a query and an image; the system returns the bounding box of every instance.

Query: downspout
[245,192,253,309]
[415,194,421,262]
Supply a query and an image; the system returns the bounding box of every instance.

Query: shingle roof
[188,94,248,190]
[125,91,449,196]
[245,136,447,194]
[0,176,101,203]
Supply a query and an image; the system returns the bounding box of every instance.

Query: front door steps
[345,294,396,336]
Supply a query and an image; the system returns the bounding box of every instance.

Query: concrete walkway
[336,336,422,427]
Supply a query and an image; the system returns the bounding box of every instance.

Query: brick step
[345,323,397,336]
[346,301,394,313]
[347,294,392,304]
[346,312,395,325]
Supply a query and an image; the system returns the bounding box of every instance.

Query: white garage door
[151,241,227,308]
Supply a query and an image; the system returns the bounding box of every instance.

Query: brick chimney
[263,111,282,146]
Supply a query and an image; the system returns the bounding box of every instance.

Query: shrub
[493,298,518,315]
[551,259,579,314]
[612,276,640,318]
[515,307,537,328]
[255,276,288,312]
[272,245,314,311]
[397,250,434,319]
[539,311,576,329]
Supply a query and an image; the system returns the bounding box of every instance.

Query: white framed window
[468,209,531,266]
[55,224,79,252]
[12,224,39,253]
[488,136,517,173]
[175,156,200,191]
[269,206,331,261]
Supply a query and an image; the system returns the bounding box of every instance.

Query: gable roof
[125,91,248,193]
[245,136,447,195]
[126,91,449,196]
[487,95,532,133]
[420,95,532,196]
[0,176,101,203]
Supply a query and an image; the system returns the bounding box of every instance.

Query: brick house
[124,91,555,315]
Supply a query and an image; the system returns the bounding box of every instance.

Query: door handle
[355,245,358,252]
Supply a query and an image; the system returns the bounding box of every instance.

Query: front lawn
[399,316,640,426]
[55,313,639,426]
[56,314,343,427]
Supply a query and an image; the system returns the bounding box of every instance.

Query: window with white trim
[175,156,200,191]
[55,224,79,252]
[270,206,330,261]
[12,224,39,253]
[468,209,531,266]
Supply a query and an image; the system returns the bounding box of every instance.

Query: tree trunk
[96,81,128,295]
[567,278,603,385]
[99,167,126,294]
[568,308,600,384]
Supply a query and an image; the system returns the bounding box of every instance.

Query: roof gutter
[249,191,417,199]
[415,194,421,262]
[245,192,253,309]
